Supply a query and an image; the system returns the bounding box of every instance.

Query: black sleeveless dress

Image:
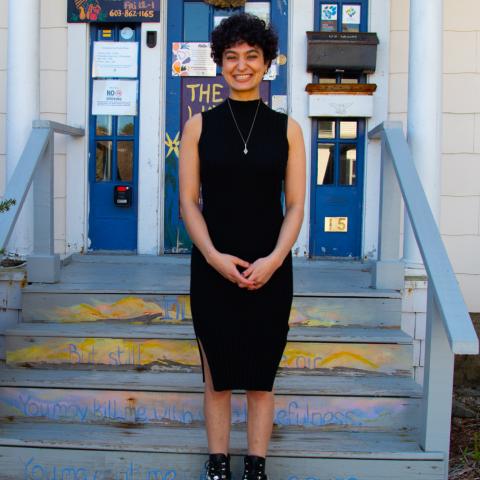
[189,97,293,391]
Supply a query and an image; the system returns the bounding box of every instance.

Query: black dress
[189,97,293,391]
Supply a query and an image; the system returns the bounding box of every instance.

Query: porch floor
[26,254,399,297]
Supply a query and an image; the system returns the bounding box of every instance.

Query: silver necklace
[227,98,261,155]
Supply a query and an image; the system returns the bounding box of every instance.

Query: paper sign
[272,95,287,114]
[172,42,217,77]
[92,79,138,115]
[92,42,138,78]
[263,60,277,81]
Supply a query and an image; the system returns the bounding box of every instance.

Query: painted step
[5,324,414,376]
[0,384,420,431]
[21,291,402,328]
[0,422,445,480]
[0,368,424,397]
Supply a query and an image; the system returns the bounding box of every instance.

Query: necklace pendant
[243,146,248,155]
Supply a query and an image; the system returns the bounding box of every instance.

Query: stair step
[0,420,442,460]
[0,384,420,430]
[22,292,401,328]
[5,324,413,376]
[0,368,423,397]
[0,444,447,480]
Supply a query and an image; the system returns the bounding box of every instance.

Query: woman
[179,12,306,480]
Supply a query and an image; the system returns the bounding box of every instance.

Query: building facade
[0,0,479,311]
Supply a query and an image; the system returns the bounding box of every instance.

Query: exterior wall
[0,0,7,197]
[40,0,68,255]
[389,0,480,312]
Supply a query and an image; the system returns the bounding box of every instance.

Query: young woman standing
[179,13,306,480]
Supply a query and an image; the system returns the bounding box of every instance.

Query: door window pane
[96,141,112,182]
[118,116,134,136]
[340,121,357,139]
[96,116,112,136]
[317,144,334,185]
[340,144,356,185]
[184,3,210,41]
[318,120,335,139]
[320,3,338,32]
[342,5,361,32]
[117,141,134,182]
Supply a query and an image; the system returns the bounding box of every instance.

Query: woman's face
[221,41,269,98]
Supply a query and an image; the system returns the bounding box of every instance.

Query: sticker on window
[321,4,338,32]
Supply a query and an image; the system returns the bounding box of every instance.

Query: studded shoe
[204,453,232,480]
[242,454,268,480]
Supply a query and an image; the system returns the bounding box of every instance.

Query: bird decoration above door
[203,0,246,7]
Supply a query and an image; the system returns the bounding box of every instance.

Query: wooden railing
[369,121,478,461]
[0,120,84,283]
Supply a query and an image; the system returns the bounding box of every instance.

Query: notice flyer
[92,79,138,115]
[92,41,138,78]
[172,42,217,77]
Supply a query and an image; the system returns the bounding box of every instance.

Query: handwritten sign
[67,0,160,23]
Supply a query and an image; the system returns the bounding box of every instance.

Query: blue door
[88,24,141,251]
[164,0,288,253]
[310,0,369,258]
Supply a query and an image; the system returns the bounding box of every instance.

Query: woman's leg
[197,338,232,454]
[245,390,275,456]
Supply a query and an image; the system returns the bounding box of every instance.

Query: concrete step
[5,324,414,376]
[21,291,402,328]
[0,424,446,478]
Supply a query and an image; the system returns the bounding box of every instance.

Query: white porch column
[403,0,443,270]
[6,0,40,256]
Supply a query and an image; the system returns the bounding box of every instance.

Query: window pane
[318,120,335,139]
[319,77,336,84]
[184,3,210,41]
[117,141,134,182]
[340,145,356,185]
[342,4,361,32]
[118,116,134,136]
[317,144,334,185]
[96,141,112,182]
[96,115,112,136]
[320,3,338,32]
[340,121,357,139]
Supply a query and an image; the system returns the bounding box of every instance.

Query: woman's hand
[207,252,256,288]
[239,254,282,290]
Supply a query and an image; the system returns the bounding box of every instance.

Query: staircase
[0,254,446,479]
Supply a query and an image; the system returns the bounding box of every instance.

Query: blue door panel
[88,24,140,251]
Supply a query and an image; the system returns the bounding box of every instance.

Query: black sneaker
[242,454,268,480]
[204,453,232,480]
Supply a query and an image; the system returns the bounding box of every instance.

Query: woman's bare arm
[269,116,306,266]
[179,114,254,287]
[240,116,306,289]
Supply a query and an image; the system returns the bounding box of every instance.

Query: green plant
[461,431,480,463]
[0,198,15,213]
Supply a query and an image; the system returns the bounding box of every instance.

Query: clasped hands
[208,251,282,290]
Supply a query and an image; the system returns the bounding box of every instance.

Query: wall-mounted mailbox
[307,31,379,74]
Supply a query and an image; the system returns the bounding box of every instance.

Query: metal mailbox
[307,31,379,74]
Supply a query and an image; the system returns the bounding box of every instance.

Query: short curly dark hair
[210,13,278,67]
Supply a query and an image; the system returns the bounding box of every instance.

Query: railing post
[26,127,60,283]
[420,286,454,478]
[370,123,404,290]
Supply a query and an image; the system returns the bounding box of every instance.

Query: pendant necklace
[227,97,261,155]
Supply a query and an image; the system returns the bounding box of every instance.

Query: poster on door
[172,42,217,77]
[92,79,138,115]
[92,42,138,78]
